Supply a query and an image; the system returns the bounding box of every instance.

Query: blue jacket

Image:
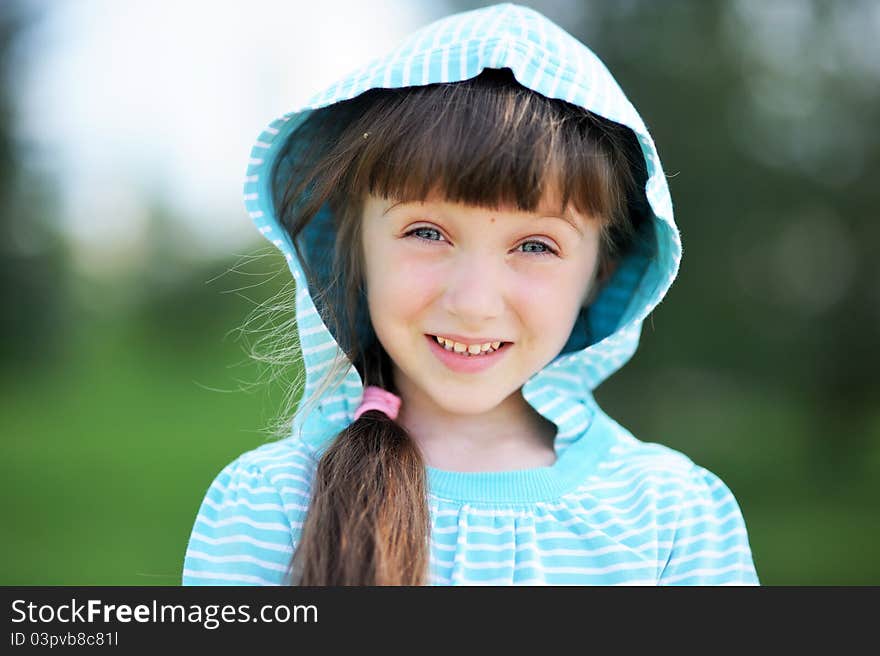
[183,2,759,585]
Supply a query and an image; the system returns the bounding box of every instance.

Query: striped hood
[242,3,681,458]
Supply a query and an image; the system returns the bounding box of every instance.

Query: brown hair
[268,67,646,585]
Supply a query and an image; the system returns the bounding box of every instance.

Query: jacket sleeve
[181,456,300,585]
[657,464,760,586]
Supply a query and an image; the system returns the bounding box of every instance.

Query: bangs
[345,68,632,231]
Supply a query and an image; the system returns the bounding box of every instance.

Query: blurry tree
[125,198,290,355]
[0,0,72,372]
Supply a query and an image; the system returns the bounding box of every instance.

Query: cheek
[514,275,580,322]
[510,263,593,346]
[364,249,443,321]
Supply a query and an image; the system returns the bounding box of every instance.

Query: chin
[428,386,508,415]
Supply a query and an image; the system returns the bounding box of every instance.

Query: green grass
[1,314,291,585]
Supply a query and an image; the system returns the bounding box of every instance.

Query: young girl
[182,2,760,586]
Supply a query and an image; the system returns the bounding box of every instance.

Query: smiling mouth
[427,334,512,355]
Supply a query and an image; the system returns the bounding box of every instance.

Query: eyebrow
[382,201,584,236]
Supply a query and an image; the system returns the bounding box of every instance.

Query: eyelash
[403,226,559,257]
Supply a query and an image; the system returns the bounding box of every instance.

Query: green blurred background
[2,0,878,585]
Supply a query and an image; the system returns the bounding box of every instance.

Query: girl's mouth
[424,334,512,374]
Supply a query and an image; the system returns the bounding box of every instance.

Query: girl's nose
[441,256,505,323]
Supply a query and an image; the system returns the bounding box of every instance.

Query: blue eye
[518,240,557,256]
[407,226,444,242]
[403,227,558,257]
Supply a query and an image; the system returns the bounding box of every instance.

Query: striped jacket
[182,2,759,585]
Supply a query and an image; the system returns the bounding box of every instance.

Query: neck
[393,373,558,472]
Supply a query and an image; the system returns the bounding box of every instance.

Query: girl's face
[360,189,604,416]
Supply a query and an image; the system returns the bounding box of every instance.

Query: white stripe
[568,474,691,505]
[440,43,452,82]
[446,559,656,576]
[203,497,308,515]
[577,497,722,531]
[675,508,743,531]
[204,497,285,513]
[244,448,302,464]
[554,403,584,426]
[299,322,330,337]
[299,324,328,337]
[431,541,456,552]
[539,369,583,385]
[480,7,511,69]
[182,568,280,586]
[536,395,565,415]
[319,393,350,406]
[598,457,692,475]
[557,417,590,439]
[572,477,715,508]
[185,549,289,573]
[671,526,747,550]
[196,513,291,533]
[217,467,265,481]
[530,15,552,90]
[214,482,276,496]
[433,540,654,560]
[547,35,571,98]
[523,384,556,400]
[401,15,437,87]
[577,470,698,495]
[260,460,311,475]
[660,562,755,584]
[296,306,319,319]
[268,472,313,487]
[717,581,760,586]
[665,545,753,569]
[188,531,293,554]
[305,359,333,376]
[420,13,451,85]
[278,487,312,502]
[433,511,731,544]
[514,4,536,79]
[301,340,338,356]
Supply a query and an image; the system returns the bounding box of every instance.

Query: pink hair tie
[353,385,402,421]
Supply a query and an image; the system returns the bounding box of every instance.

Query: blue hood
[241,2,681,459]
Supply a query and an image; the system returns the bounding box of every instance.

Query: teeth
[433,335,504,356]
